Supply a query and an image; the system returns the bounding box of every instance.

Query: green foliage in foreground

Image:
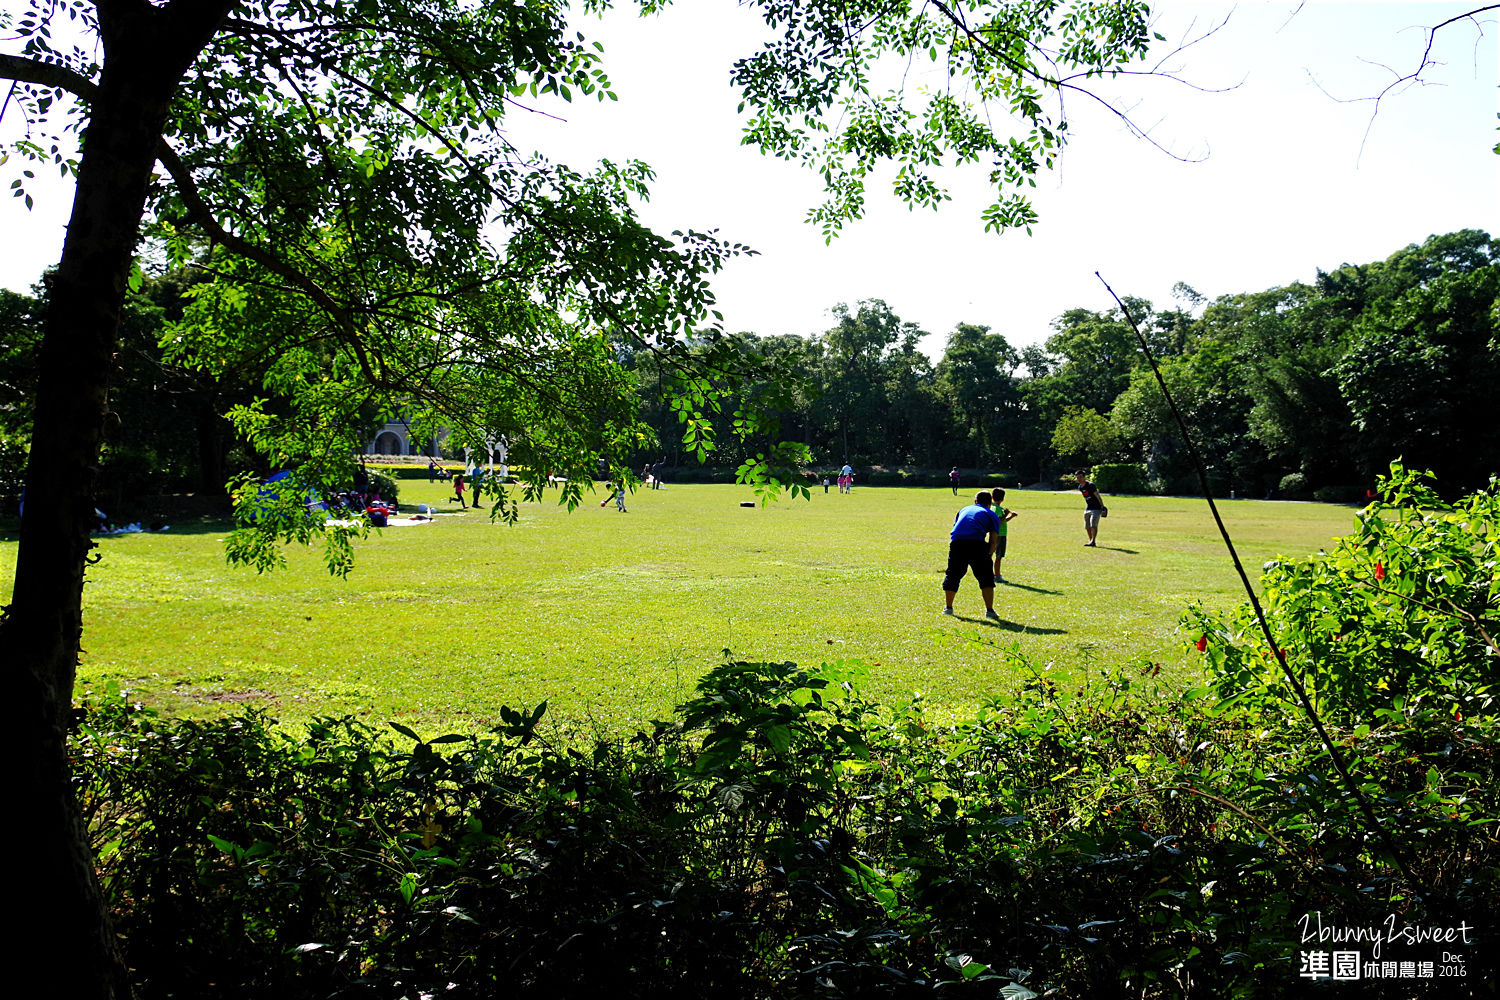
[1189,465,1500,725]
[77,652,1497,999]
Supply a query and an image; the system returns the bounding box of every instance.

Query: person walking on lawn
[1075,469,1106,546]
[942,491,1002,621]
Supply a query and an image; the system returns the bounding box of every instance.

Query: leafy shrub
[1187,464,1500,725]
[1091,462,1149,494]
[368,468,400,503]
[1278,471,1310,499]
[75,638,1500,997]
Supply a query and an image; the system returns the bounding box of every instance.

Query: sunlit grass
[1,481,1358,732]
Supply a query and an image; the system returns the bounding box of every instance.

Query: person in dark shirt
[943,491,1002,620]
[1075,469,1106,547]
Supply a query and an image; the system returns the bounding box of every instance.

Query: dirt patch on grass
[193,688,277,704]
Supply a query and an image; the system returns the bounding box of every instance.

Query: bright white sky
[2,1,1496,356]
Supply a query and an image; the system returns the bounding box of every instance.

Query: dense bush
[1189,466,1500,723]
[1278,472,1311,499]
[76,658,1497,997]
[1091,462,1149,494]
[368,469,399,504]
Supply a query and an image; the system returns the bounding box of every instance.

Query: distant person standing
[840,462,853,493]
[1075,469,1106,546]
[942,491,1002,621]
[989,488,1019,582]
[949,467,960,495]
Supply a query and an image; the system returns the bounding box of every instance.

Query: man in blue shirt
[943,492,1002,620]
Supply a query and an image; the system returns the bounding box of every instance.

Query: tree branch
[1304,4,1499,162]
[152,137,380,384]
[0,53,99,101]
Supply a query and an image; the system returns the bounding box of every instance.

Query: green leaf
[388,721,422,742]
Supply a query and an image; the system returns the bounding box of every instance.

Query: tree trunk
[4,5,232,995]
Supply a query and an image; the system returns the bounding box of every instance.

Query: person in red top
[1075,469,1105,546]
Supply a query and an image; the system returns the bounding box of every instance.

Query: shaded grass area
[1,483,1357,731]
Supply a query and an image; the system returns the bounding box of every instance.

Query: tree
[0,2,762,993]
[734,0,1159,237]
[2,1,1188,993]
[1050,404,1122,468]
[1334,232,1499,492]
[1041,305,1143,414]
[936,322,1023,467]
[816,299,912,463]
[1111,342,1253,493]
[881,330,945,466]
[0,287,42,494]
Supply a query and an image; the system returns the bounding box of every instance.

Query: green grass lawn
[1,481,1359,733]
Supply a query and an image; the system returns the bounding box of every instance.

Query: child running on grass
[598,481,627,512]
[989,488,1019,583]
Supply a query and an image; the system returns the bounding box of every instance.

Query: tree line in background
[622,227,1499,498]
[2,228,1494,505]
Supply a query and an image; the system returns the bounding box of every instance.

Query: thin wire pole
[1095,272,1415,888]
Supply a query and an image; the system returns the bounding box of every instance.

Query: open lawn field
[2,481,1359,733]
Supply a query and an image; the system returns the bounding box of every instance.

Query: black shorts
[943,538,995,591]
[995,535,1008,560]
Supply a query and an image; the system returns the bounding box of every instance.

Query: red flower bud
[1374,561,1386,581]
[1195,635,1207,652]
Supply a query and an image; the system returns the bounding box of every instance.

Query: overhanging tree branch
[152,138,382,384]
[0,53,99,101]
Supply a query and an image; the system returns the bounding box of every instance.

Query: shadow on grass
[1090,545,1139,554]
[953,614,1068,635]
[0,522,234,543]
[998,580,1062,595]
[103,515,235,539]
